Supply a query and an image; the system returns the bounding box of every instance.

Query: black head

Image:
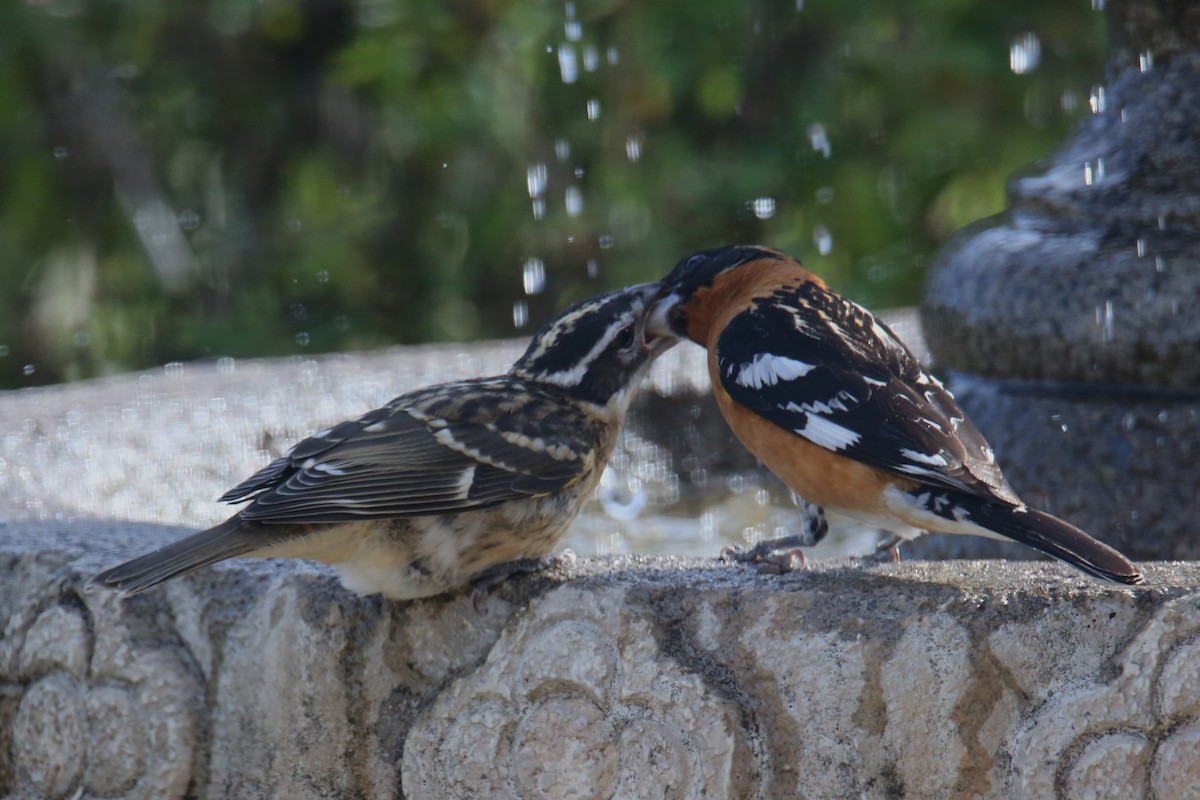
[648,245,786,338]
[512,283,676,410]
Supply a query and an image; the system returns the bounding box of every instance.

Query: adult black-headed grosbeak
[646,245,1143,585]
[91,283,676,600]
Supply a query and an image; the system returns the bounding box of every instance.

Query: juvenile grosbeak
[646,245,1143,585]
[91,283,676,600]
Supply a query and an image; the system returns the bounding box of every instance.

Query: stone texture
[1,521,1199,799]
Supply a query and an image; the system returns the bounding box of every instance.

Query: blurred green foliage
[0,0,1104,388]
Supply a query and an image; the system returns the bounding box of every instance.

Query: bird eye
[614,325,636,350]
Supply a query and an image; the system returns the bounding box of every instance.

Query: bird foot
[856,533,902,566]
[721,539,808,574]
[470,550,577,609]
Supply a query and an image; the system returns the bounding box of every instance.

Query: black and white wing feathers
[716,283,1017,503]
[221,379,595,524]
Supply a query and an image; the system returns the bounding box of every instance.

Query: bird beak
[634,284,679,354]
[644,291,681,343]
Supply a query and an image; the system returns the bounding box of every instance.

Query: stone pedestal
[919,0,1200,560]
[2,521,1199,799]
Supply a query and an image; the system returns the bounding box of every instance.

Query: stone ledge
[2,519,1198,799]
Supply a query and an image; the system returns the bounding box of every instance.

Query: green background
[0,0,1106,388]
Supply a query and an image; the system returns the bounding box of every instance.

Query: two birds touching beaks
[91,245,1144,601]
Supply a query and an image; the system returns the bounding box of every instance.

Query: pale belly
[245,492,587,601]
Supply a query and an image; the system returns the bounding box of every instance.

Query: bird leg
[721,502,828,574]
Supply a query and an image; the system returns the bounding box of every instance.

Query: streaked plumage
[91,283,676,600]
[648,245,1143,585]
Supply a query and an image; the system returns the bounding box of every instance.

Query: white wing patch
[454,465,476,500]
[797,415,861,451]
[899,448,948,467]
[734,353,816,390]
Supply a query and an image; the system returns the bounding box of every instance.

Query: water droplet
[291,302,308,321]
[796,0,804,9]
[316,270,330,283]
[216,356,236,374]
[72,330,90,347]
[1061,90,1080,113]
[573,166,585,178]
[22,364,34,376]
[295,332,310,346]
[815,186,834,204]
[557,44,578,84]
[527,163,548,198]
[813,224,833,255]
[178,208,201,230]
[0,345,8,357]
[334,315,350,332]
[1083,159,1105,185]
[1009,32,1041,74]
[523,258,546,294]
[727,474,746,493]
[1097,300,1114,341]
[598,234,614,249]
[1136,238,1146,257]
[808,123,831,158]
[512,300,529,329]
[1155,255,1165,273]
[587,259,598,278]
[625,133,643,163]
[1091,0,1105,9]
[532,198,545,220]
[583,45,599,72]
[750,197,776,219]
[565,186,583,217]
[165,362,185,377]
[555,139,571,161]
[53,146,69,159]
[606,47,619,65]
[586,98,601,121]
[564,19,581,42]
[1089,86,1106,113]
[1139,50,1154,72]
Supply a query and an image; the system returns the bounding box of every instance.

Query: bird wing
[221,379,595,524]
[714,283,1017,503]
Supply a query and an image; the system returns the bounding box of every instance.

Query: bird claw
[855,533,902,567]
[720,542,807,574]
[470,550,577,611]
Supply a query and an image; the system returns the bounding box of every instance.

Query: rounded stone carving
[511,696,619,800]
[1013,596,1200,800]
[12,673,88,798]
[0,595,201,798]
[401,588,748,799]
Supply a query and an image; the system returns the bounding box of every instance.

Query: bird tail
[959,498,1143,585]
[88,517,266,596]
